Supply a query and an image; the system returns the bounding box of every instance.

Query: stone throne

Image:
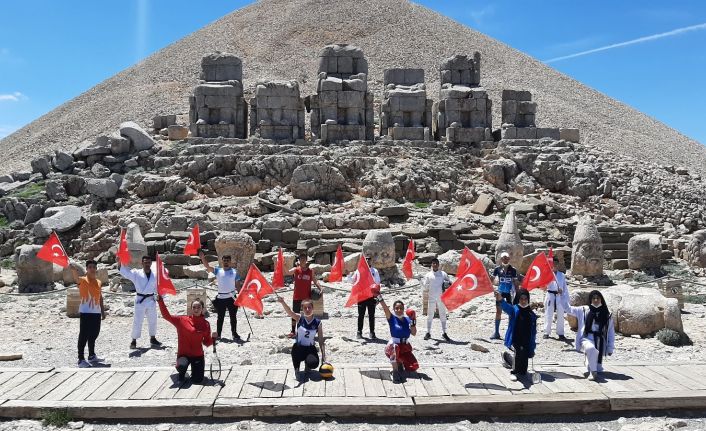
[433,53,492,145]
[379,68,433,141]
[189,52,248,138]
[305,44,374,143]
[249,79,305,142]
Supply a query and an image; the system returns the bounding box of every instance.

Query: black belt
[589,330,605,364]
[136,293,154,304]
[548,291,559,295]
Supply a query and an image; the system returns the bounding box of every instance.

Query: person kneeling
[380,296,418,383]
[277,297,326,381]
[157,295,216,383]
[496,289,537,381]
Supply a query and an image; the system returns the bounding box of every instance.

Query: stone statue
[214,231,256,277]
[495,207,523,268]
[570,217,604,277]
[125,222,148,268]
[249,79,305,142]
[628,233,663,271]
[685,230,706,268]
[499,90,560,140]
[379,68,432,140]
[362,230,396,269]
[15,245,54,293]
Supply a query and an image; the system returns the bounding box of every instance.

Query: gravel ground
[2,0,704,175]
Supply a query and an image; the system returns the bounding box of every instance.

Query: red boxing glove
[406,308,416,322]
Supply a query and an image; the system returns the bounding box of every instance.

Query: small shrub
[685,294,706,305]
[0,216,8,227]
[9,181,45,199]
[655,328,692,347]
[41,409,72,427]
[413,202,429,209]
[0,258,13,269]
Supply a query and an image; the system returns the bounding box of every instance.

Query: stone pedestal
[66,287,81,318]
[249,80,305,143]
[186,287,208,316]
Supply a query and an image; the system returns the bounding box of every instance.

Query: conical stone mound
[2,0,704,174]
[495,207,523,267]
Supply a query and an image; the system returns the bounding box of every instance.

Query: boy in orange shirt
[70,260,106,368]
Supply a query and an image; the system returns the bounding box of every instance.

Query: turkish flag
[183,224,201,256]
[455,247,477,276]
[402,239,415,280]
[235,264,274,315]
[522,252,555,291]
[272,248,285,289]
[441,257,493,311]
[344,255,376,307]
[116,228,131,265]
[156,253,177,296]
[37,231,69,268]
[329,245,344,282]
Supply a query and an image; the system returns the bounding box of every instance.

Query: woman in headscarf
[496,288,537,381]
[561,290,615,380]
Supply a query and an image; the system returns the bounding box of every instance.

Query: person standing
[544,255,570,340]
[199,250,241,341]
[157,295,216,383]
[379,296,418,383]
[276,297,326,381]
[285,252,323,338]
[496,288,537,381]
[119,256,161,349]
[561,290,615,381]
[348,255,381,339]
[70,260,106,368]
[491,252,520,340]
[421,258,451,341]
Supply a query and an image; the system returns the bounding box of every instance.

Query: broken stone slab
[376,205,409,217]
[33,205,83,237]
[52,151,74,171]
[470,193,494,215]
[119,121,156,151]
[85,178,119,199]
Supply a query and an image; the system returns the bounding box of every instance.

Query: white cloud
[469,4,495,27]
[545,22,706,63]
[0,92,27,102]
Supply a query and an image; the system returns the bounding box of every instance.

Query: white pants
[582,334,605,373]
[544,292,565,336]
[427,294,447,333]
[132,298,158,340]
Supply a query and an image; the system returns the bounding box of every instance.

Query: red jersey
[293,267,314,301]
[158,299,213,358]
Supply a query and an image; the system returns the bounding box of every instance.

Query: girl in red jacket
[157,295,217,383]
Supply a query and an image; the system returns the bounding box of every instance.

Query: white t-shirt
[214,267,240,299]
[348,268,381,285]
[423,270,450,297]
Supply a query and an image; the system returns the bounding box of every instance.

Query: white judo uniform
[561,295,615,373]
[544,271,570,337]
[120,264,158,340]
[422,270,451,334]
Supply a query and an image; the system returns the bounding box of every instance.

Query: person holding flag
[276,296,326,381]
[284,252,323,338]
[491,252,520,340]
[496,288,537,381]
[379,295,418,383]
[421,258,452,341]
[69,259,106,368]
[156,294,217,383]
[347,254,381,340]
[543,253,570,340]
[199,250,242,341]
[119,255,162,349]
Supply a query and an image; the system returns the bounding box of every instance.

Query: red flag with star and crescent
[344,255,376,308]
[441,255,493,311]
[156,252,176,296]
[116,228,131,265]
[183,224,201,256]
[235,264,274,315]
[272,248,285,289]
[522,252,554,291]
[455,247,476,276]
[37,231,69,268]
[328,245,344,283]
[402,239,415,280]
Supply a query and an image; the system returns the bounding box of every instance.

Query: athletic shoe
[77,360,91,368]
[356,331,363,339]
[391,371,402,383]
[558,335,566,341]
[509,374,518,382]
[233,333,241,340]
[542,334,549,339]
[490,333,501,340]
[129,339,137,349]
[424,333,431,340]
[588,372,597,381]
[87,354,104,364]
[150,337,162,347]
[502,352,513,369]
[369,332,377,340]
[442,333,451,342]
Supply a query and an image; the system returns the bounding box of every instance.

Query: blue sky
[1,1,705,143]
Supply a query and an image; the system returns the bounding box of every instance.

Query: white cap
[500,252,510,258]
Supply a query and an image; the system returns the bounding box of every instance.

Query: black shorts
[500,292,512,303]
[291,343,318,370]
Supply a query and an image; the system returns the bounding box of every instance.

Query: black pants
[177,356,205,383]
[291,343,318,370]
[78,313,101,361]
[512,344,529,375]
[357,298,376,334]
[291,300,302,333]
[213,297,238,338]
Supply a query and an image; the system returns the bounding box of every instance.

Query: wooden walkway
[1,362,706,419]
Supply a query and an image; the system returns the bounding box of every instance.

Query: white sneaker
[509,374,518,382]
[587,372,597,381]
[77,360,91,368]
[87,354,104,364]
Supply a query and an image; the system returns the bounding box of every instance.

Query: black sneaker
[150,337,162,347]
[442,333,451,341]
[502,351,513,369]
[369,332,377,340]
[558,335,566,341]
[129,339,137,349]
[233,333,241,340]
[356,331,363,339]
[424,333,431,340]
[543,334,549,339]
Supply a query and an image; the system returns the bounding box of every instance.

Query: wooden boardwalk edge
[0,399,214,419]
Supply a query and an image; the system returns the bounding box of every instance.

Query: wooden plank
[360,368,386,397]
[432,367,469,396]
[625,365,686,392]
[0,399,214,419]
[301,372,327,397]
[63,372,113,401]
[22,372,72,401]
[87,372,134,401]
[324,370,346,397]
[199,368,230,400]
[487,366,527,393]
[282,367,304,398]
[1,371,54,400]
[153,373,186,400]
[379,367,406,398]
[471,367,509,395]
[417,367,450,397]
[130,370,171,400]
[239,368,267,399]
[451,368,487,396]
[0,367,53,373]
[219,368,249,399]
[401,370,429,397]
[537,367,590,394]
[0,372,36,398]
[667,365,706,389]
[213,396,416,418]
[645,365,702,391]
[0,372,20,390]
[609,390,706,411]
[173,377,205,400]
[42,371,95,401]
[260,368,287,398]
[597,366,638,393]
[109,371,153,400]
[342,368,365,398]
